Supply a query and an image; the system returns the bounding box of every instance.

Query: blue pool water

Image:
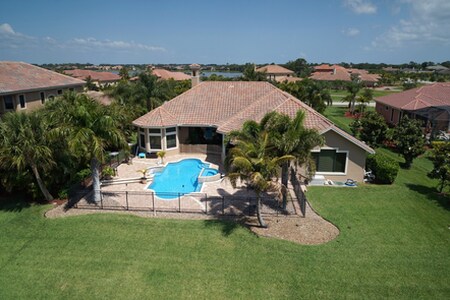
[201,168,219,177]
[149,159,209,199]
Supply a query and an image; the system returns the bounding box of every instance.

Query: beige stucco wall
[0,85,83,115]
[315,130,368,183]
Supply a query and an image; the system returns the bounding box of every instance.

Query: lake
[201,71,242,78]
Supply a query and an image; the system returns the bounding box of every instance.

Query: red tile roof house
[133,66,375,183]
[374,83,450,133]
[0,61,85,116]
[151,68,192,81]
[256,64,301,82]
[64,69,121,87]
[310,64,380,87]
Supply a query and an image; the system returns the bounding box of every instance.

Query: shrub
[366,153,399,184]
[75,168,92,183]
[101,166,115,179]
[58,188,69,199]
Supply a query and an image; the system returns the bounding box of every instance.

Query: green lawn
[0,153,449,299]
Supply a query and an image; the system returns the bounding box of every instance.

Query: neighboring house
[375,83,450,133]
[133,70,374,183]
[64,69,121,86]
[310,64,380,86]
[256,64,301,82]
[0,61,85,116]
[151,68,191,81]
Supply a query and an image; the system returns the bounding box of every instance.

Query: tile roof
[310,64,380,83]
[151,69,191,80]
[133,81,374,153]
[0,61,85,94]
[256,64,295,75]
[375,83,450,111]
[64,69,121,82]
[275,76,303,83]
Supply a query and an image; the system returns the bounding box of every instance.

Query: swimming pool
[148,158,218,199]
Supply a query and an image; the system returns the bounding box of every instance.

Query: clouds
[0,23,165,55]
[372,0,450,48]
[343,0,377,14]
[342,28,360,37]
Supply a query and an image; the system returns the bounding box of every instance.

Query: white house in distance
[0,61,85,116]
[133,65,374,183]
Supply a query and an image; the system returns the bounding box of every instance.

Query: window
[48,95,55,101]
[40,92,45,104]
[149,135,162,150]
[57,89,63,95]
[139,133,145,149]
[166,127,177,149]
[148,128,162,150]
[312,149,347,173]
[385,105,389,111]
[69,88,74,92]
[19,95,26,109]
[390,109,396,122]
[3,95,14,110]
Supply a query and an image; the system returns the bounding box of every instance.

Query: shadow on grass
[405,183,450,211]
[0,194,31,212]
[203,219,243,237]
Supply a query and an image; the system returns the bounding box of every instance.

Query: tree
[260,111,323,208]
[226,121,291,228]
[277,79,332,114]
[118,66,130,81]
[85,75,99,91]
[342,77,361,114]
[137,72,162,111]
[427,142,450,193]
[284,58,311,77]
[392,116,425,169]
[356,88,374,113]
[0,112,54,201]
[351,111,388,147]
[242,63,266,81]
[45,92,128,202]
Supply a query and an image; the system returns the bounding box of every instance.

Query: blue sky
[1,0,449,64]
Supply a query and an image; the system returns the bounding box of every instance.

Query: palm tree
[261,111,324,208]
[0,112,54,201]
[137,72,163,111]
[356,88,374,113]
[45,92,128,202]
[342,78,362,114]
[226,121,292,228]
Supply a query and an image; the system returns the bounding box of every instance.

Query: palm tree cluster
[225,111,323,227]
[0,92,130,202]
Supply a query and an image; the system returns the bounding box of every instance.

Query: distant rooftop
[256,64,295,75]
[64,69,121,82]
[151,68,191,80]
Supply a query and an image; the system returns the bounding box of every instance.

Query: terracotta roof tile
[0,61,85,94]
[133,81,374,153]
[64,69,121,82]
[151,69,191,80]
[375,83,450,111]
[256,64,295,75]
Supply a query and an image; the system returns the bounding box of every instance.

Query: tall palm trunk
[91,158,101,202]
[256,196,267,228]
[281,162,289,209]
[30,163,54,201]
[146,98,152,111]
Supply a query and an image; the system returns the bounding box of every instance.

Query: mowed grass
[0,152,449,299]
[328,88,401,103]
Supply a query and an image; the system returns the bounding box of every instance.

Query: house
[310,64,380,86]
[374,83,450,133]
[132,66,375,183]
[64,69,121,86]
[256,64,301,82]
[0,61,85,115]
[151,68,191,81]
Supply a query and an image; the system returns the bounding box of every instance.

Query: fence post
[205,193,208,215]
[126,191,129,210]
[100,191,103,209]
[178,193,181,213]
[152,192,156,216]
[222,196,225,215]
